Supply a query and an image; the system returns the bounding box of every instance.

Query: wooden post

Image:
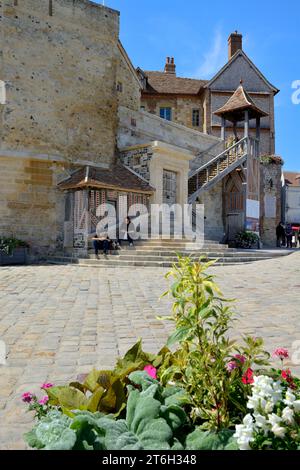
[256,117,261,158]
[244,110,249,138]
[256,117,261,141]
[221,117,226,141]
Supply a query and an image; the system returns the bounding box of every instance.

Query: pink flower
[234,354,246,364]
[273,348,289,360]
[144,365,157,379]
[38,396,49,405]
[21,392,34,403]
[41,383,54,389]
[226,361,238,372]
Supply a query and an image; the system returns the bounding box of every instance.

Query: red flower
[281,369,296,389]
[242,368,254,385]
[281,369,292,380]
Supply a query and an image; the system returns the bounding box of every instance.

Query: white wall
[285,186,300,224]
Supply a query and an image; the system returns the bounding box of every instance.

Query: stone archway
[223,170,246,242]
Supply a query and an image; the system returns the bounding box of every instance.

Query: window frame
[192,108,200,127]
[160,107,172,121]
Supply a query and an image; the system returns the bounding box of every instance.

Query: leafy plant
[0,236,29,256]
[235,231,259,249]
[45,340,168,416]
[158,256,269,431]
[25,371,239,451]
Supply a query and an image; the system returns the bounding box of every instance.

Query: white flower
[243,414,255,427]
[282,406,294,425]
[284,389,296,406]
[247,396,260,410]
[268,413,282,426]
[254,413,269,430]
[265,400,274,414]
[234,423,254,451]
[271,424,286,439]
[293,400,300,412]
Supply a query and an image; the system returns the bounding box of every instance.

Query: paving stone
[0,253,300,448]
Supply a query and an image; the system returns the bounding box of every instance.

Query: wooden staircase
[189,137,249,202]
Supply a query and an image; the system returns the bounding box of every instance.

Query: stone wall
[119,146,153,181]
[197,180,225,242]
[260,161,283,246]
[117,44,141,111]
[141,95,204,132]
[0,154,65,255]
[1,0,120,165]
[118,106,222,159]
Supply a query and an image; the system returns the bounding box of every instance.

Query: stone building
[139,32,283,245]
[282,171,300,227]
[139,32,278,157]
[0,1,283,256]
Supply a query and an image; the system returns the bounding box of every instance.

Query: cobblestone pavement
[0,252,300,449]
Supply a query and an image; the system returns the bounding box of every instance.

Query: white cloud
[193,28,227,79]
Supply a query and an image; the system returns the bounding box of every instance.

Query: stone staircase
[46,238,292,268]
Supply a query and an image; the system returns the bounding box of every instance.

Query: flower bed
[22,257,300,451]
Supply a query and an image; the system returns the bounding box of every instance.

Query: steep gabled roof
[205,50,279,95]
[142,71,208,95]
[214,83,268,122]
[58,163,154,194]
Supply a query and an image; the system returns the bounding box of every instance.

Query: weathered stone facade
[260,159,283,246]
[1,0,120,164]
[0,1,138,254]
[141,95,204,132]
[120,146,153,181]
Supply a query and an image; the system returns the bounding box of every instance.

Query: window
[0,81,6,105]
[160,107,172,121]
[192,109,200,127]
[116,82,123,92]
[140,106,145,111]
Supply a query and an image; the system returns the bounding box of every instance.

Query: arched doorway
[223,170,245,242]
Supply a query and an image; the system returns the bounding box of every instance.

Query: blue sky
[97,0,300,170]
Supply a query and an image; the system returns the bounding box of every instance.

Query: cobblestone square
[0,253,300,449]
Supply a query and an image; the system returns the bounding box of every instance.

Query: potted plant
[0,236,29,265]
[235,230,260,249]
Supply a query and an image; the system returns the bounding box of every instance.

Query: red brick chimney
[228,32,243,60]
[164,57,176,75]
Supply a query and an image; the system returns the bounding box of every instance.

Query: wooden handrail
[189,137,248,179]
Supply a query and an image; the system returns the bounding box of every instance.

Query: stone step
[88,251,283,261]
[46,256,274,268]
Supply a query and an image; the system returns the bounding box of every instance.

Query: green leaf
[54,386,88,410]
[186,429,238,450]
[24,428,44,449]
[167,326,191,347]
[87,386,105,413]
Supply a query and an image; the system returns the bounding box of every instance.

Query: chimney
[164,57,176,75]
[228,31,243,60]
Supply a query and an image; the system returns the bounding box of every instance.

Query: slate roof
[214,84,269,122]
[58,164,154,194]
[142,71,208,95]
